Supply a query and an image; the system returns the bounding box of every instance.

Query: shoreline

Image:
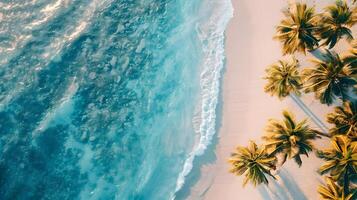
[189,0,343,199]
[172,0,233,198]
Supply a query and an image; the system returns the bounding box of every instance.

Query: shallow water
[0,0,232,199]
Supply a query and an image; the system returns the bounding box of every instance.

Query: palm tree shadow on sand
[258,169,308,200]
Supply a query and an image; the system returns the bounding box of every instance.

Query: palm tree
[229,141,277,186]
[275,3,319,55]
[318,177,354,200]
[303,50,356,105]
[264,58,302,98]
[262,110,320,166]
[264,58,329,134]
[318,1,357,49]
[317,135,357,194]
[327,101,357,139]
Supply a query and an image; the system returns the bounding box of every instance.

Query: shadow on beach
[258,169,308,200]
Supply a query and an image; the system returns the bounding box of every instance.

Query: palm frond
[275,3,319,55]
[318,177,354,200]
[264,58,302,98]
[263,110,319,167]
[318,1,357,49]
[327,101,357,139]
[342,40,357,78]
[229,141,277,187]
[317,136,357,184]
[303,50,356,105]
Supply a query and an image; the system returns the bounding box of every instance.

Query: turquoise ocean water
[0,0,232,199]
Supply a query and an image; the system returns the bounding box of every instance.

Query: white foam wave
[172,0,233,198]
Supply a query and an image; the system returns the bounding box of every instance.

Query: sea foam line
[172,0,233,198]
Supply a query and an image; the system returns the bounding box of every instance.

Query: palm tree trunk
[290,93,330,138]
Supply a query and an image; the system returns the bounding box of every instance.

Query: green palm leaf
[264,58,302,98]
[262,110,319,167]
[303,50,356,105]
[318,1,357,49]
[327,101,357,139]
[229,141,277,187]
[343,40,357,79]
[318,177,354,200]
[275,3,319,55]
[317,136,357,185]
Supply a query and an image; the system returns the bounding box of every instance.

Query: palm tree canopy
[318,1,357,49]
[264,58,302,99]
[317,135,357,183]
[229,141,277,187]
[327,101,357,139]
[318,177,354,200]
[275,3,319,55]
[262,110,319,166]
[303,50,357,105]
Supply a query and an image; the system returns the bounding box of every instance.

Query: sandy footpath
[188,0,351,199]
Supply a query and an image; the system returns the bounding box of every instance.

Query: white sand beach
[188,0,355,199]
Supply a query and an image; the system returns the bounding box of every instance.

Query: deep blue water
[0,0,232,199]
